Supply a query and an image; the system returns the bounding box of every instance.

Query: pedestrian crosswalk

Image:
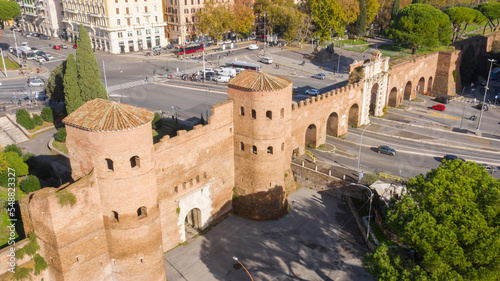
[107,79,150,96]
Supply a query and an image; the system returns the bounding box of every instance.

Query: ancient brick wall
[290,83,365,155]
[154,101,235,250]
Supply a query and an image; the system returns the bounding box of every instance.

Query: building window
[174,186,178,193]
[137,29,142,35]
[127,18,131,25]
[240,107,244,116]
[266,110,272,120]
[115,0,118,3]
[267,146,273,154]
[196,175,200,183]
[153,5,157,12]
[281,108,284,118]
[126,7,129,14]
[191,0,193,4]
[137,206,147,219]
[111,211,119,222]
[105,158,114,171]
[145,17,149,23]
[118,32,123,38]
[127,30,133,37]
[184,0,186,4]
[130,156,140,168]
[135,6,139,13]
[191,8,195,13]
[117,19,121,25]
[116,7,119,14]
[136,17,140,24]
[252,146,257,154]
[251,109,256,119]
[155,27,159,34]
[146,29,151,34]
[144,6,148,13]
[240,142,244,151]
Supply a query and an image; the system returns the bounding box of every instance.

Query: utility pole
[1,49,7,77]
[357,123,371,183]
[12,29,20,65]
[476,59,496,135]
[102,60,108,98]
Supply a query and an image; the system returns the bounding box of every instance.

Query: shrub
[32,114,43,127]
[152,112,161,129]
[16,109,34,130]
[55,127,67,143]
[4,144,23,157]
[364,173,380,186]
[4,151,28,176]
[41,107,54,122]
[22,152,37,170]
[56,190,76,207]
[0,171,16,188]
[33,254,47,276]
[19,175,41,193]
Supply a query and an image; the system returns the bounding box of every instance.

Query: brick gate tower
[228,71,293,220]
[64,99,166,281]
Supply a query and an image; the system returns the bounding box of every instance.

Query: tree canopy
[0,0,20,23]
[307,0,350,41]
[365,160,500,280]
[477,2,500,35]
[388,4,452,54]
[196,0,232,42]
[445,7,486,42]
[64,54,82,114]
[44,61,66,102]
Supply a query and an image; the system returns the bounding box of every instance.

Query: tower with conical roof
[63,99,166,281]
[228,71,293,220]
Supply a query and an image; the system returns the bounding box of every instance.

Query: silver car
[28,79,44,87]
[305,89,320,96]
[313,73,326,80]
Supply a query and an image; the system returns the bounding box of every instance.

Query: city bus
[174,43,204,55]
[225,61,261,72]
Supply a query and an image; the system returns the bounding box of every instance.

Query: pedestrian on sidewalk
[145,76,148,82]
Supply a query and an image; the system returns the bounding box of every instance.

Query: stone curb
[48,137,68,158]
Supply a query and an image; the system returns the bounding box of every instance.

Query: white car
[203,68,214,73]
[31,47,38,53]
[21,42,29,47]
[36,57,46,63]
[45,54,54,61]
[215,75,231,83]
[248,44,259,50]
[305,89,320,96]
[28,79,44,87]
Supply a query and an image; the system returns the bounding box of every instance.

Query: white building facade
[17,0,64,37]
[62,0,167,54]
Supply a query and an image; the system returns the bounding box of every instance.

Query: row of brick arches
[388,76,434,107]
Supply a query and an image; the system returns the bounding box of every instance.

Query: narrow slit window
[130,156,140,168]
[240,106,245,116]
[267,146,273,154]
[137,206,147,219]
[266,110,272,120]
[252,146,257,154]
[240,142,244,151]
[252,109,256,119]
[105,158,114,171]
[111,211,119,222]
[281,108,284,118]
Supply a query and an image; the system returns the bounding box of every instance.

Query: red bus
[174,43,204,55]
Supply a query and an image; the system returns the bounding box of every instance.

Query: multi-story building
[16,0,64,37]
[62,0,167,54]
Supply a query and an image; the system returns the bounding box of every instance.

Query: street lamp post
[232,256,253,281]
[358,185,374,243]
[119,66,123,102]
[476,59,496,135]
[357,123,371,183]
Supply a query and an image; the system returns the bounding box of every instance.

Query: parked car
[313,73,326,80]
[205,72,215,81]
[36,57,46,63]
[435,96,449,104]
[215,75,231,83]
[21,42,29,47]
[53,45,61,50]
[40,35,50,40]
[377,146,396,156]
[443,155,465,162]
[165,44,174,49]
[248,44,259,50]
[8,47,14,54]
[32,33,40,37]
[432,104,445,111]
[30,47,38,53]
[28,78,45,87]
[38,51,46,56]
[305,89,320,96]
[44,54,54,61]
[476,103,488,111]
[61,44,68,49]
[24,33,31,38]
[292,87,298,93]
[480,163,496,174]
[152,46,162,52]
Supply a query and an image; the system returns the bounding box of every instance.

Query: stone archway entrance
[348,104,359,127]
[185,208,202,239]
[404,81,412,101]
[418,77,425,94]
[305,124,317,148]
[428,77,433,92]
[327,112,339,136]
[370,83,379,115]
[389,87,398,107]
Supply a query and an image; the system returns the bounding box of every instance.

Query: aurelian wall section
[154,101,235,250]
[290,83,365,155]
[20,172,112,281]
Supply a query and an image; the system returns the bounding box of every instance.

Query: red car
[432,104,445,111]
[53,45,61,50]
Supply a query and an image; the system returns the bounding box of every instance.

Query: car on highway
[53,45,61,50]
[432,104,445,111]
[476,103,488,111]
[377,146,396,156]
[248,44,259,50]
[313,73,326,80]
[28,78,45,87]
[481,164,496,174]
[305,89,320,96]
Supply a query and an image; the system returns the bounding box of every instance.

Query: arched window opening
[281,108,284,118]
[251,109,256,119]
[196,175,200,183]
[105,158,114,171]
[266,110,272,120]
[130,156,140,168]
[267,146,273,154]
[240,142,244,151]
[137,206,147,219]
[174,186,178,193]
[111,211,119,222]
[252,146,257,154]
[240,106,245,116]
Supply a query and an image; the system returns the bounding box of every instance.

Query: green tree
[55,127,67,143]
[391,0,400,20]
[32,114,43,127]
[19,175,41,193]
[354,0,368,36]
[4,144,22,157]
[445,7,486,42]
[365,0,380,25]
[308,0,350,42]
[389,4,452,54]
[365,160,500,280]
[4,152,28,176]
[76,24,107,104]
[40,107,54,122]
[477,2,500,35]
[44,61,66,102]
[196,1,232,42]
[230,1,255,40]
[0,0,21,26]
[64,54,83,114]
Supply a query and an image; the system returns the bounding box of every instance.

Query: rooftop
[63,98,154,132]
[228,70,292,92]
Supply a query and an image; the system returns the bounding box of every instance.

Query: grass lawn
[344,45,370,53]
[28,121,54,133]
[3,58,20,70]
[52,140,68,154]
[464,24,482,32]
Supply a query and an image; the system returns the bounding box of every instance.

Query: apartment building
[62,0,167,54]
[16,0,64,37]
